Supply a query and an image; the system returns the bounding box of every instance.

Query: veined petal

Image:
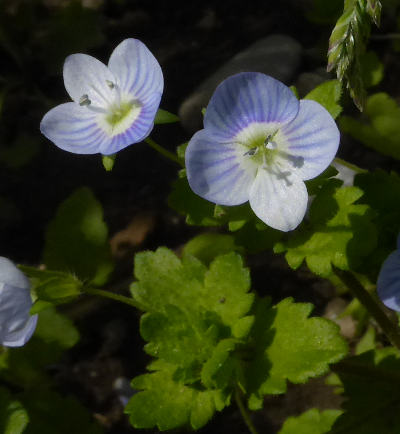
[278,100,340,180]
[2,311,38,347]
[40,103,111,154]
[377,250,400,312]
[64,53,116,106]
[108,38,163,103]
[204,72,299,142]
[186,130,257,206]
[99,92,162,155]
[0,284,37,347]
[249,168,308,231]
[0,257,29,290]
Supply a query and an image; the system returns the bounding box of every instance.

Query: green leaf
[340,93,400,160]
[128,249,254,429]
[0,307,79,387]
[20,266,82,307]
[275,180,377,277]
[331,349,400,433]
[0,387,28,434]
[154,109,180,124]
[101,154,115,171]
[43,187,113,286]
[127,362,225,431]
[183,233,243,266]
[279,408,342,434]
[353,170,400,277]
[21,388,103,434]
[360,51,384,88]
[245,298,348,408]
[327,0,382,110]
[168,176,219,226]
[305,80,342,119]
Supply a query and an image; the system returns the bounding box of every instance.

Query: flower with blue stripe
[185,72,340,231]
[40,38,163,155]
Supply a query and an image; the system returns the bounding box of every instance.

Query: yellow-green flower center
[106,102,135,127]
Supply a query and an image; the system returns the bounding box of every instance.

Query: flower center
[106,102,135,127]
[78,80,142,137]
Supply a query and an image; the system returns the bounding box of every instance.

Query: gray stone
[179,34,303,133]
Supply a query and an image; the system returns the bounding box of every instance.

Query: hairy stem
[83,287,141,310]
[234,388,259,434]
[334,268,400,351]
[145,137,184,167]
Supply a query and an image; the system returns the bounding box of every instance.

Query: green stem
[334,268,400,351]
[145,137,184,167]
[83,287,141,310]
[234,388,259,434]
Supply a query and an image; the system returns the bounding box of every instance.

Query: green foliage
[275,179,377,277]
[154,109,180,124]
[126,248,347,430]
[20,389,102,434]
[169,176,283,251]
[0,387,28,434]
[101,154,116,172]
[327,0,382,110]
[245,298,348,410]
[43,187,113,286]
[20,267,82,312]
[183,233,243,265]
[0,307,79,388]
[360,51,384,88]
[340,93,400,160]
[331,349,400,433]
[279,408,342,434]
[305,80,342,119]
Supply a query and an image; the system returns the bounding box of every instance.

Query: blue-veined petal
[186,130,257,206]
[278,100,340,181]
[249,167,308,231]
[0,283,38,347]
[377,250,400,312]
[63,53,116,107]
[0,257,29,290]
[40,103,111,154]
[204,72,299,142]
[108,38,163,104]
[99,93,161,155]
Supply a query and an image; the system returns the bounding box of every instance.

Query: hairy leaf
[279,408,342,434]
[275,179,377,277]
[44,187,113,286]
[245,298,348,409]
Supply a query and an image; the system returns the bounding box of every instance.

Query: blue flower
[40,39,163,155]
[0,257,37,347]
[377,235,400,311]
[185,72,340,231]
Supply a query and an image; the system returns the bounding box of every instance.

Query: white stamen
[106,80,115,89]
[79,94,91,106]
[244,147,258,156]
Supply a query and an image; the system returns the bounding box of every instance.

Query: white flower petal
[377,250,400,312]
[108,38,163,103]
[63,53,116,106]
[186,130,257,206]
[0,282,37,348]
[249,168,308,231]
[40,103,111,154]
[278,100,340,180]
[0,257,29,289]
[2,312,38,347]
[204,72,299,142]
